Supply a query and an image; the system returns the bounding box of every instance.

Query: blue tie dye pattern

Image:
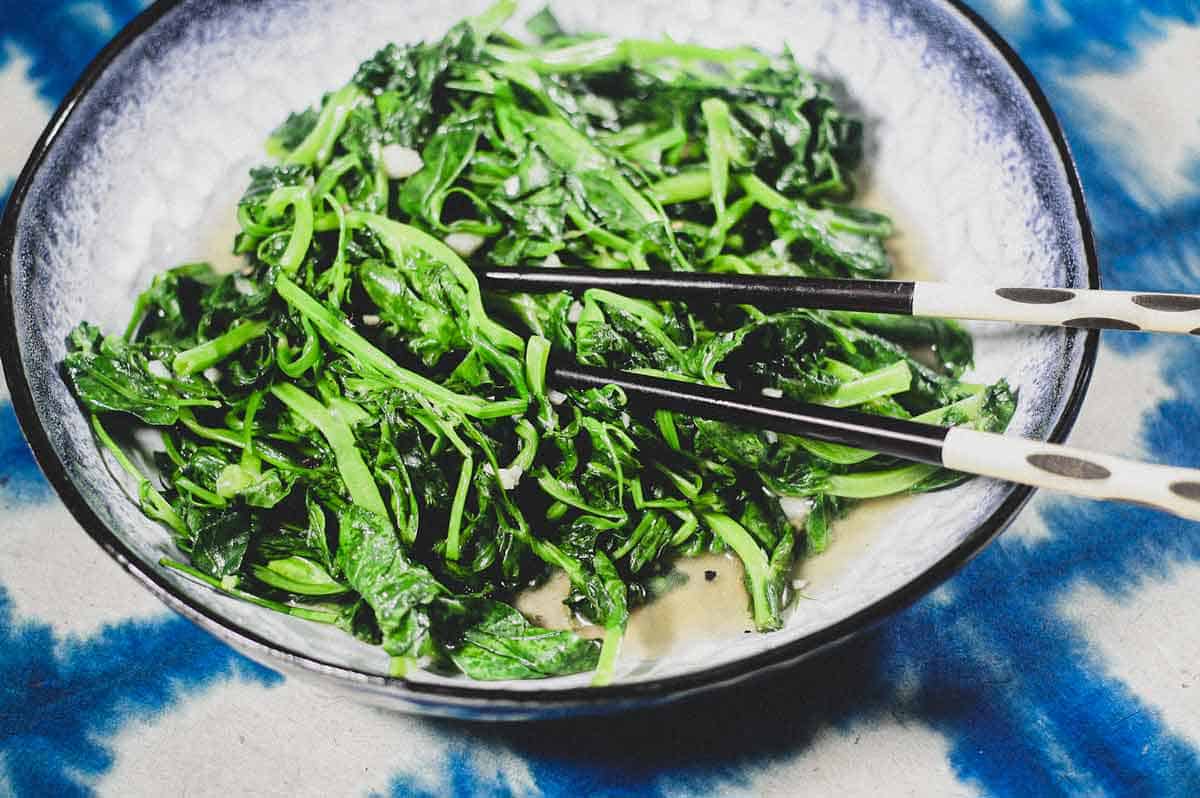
[0,402,50,502]
[986,1,1200,297]
[3,1,1200,795]
[0,588,280,797]
[0,0,147,101]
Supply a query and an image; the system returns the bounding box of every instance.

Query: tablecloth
[2,2,1200,795]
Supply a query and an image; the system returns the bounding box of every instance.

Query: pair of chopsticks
[480,268,1200,521]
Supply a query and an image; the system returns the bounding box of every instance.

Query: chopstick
[549,361,1200,521]
[481,268,1200,335]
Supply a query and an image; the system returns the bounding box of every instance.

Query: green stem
[488,39,625,73]
[322,191,351,303]
[655,410,680,450]
[738,173,791,212]
[629,478,688,510]
[649,169,711,205]
[175,410,285,471]
[510,419,539,471]
[445,455,474,561]
[611,512,659,560]
[536,473,626,520]
[701,98,736,217]
[239,390,263,472]
[701,512,776,630]
[591,624,624,687]
[524,334,555,428]
[283,83,363,167]
[914,388,986,426]
[177,409,245,447]
[623,39,771,68]
[705,194,757,259]
[469,0,517,38]
[264,186,314,275]
[91,415,185,535]
[389,656,415,678]
[175,477,227,507]
[670,510,700,546]
[584,289,666,327]
[624,122,687,166]
[488,38,769,75]
[313,153,362,198]
[276,317,321,378]
[738,173,893,238]
[161,559,341,623]
[654,462,701,500]
[270,383,389,521]
[819,361,911,408]
[172,320,268,376]
[826,463,941,499]
[275,275,525,419]
[565,204,636,252]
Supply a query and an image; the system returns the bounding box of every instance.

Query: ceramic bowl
[0,0,1097,719]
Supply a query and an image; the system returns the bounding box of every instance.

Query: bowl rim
[0,0,1100,716]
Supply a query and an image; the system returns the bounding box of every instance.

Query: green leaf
[431,597,599,680]
[398,121,480,229]
[359,259,465,365]
[187,505,256,578]
[253,556,349,596]
[525,6,565,42]
[335,505,445,657]
[65,328,218,425]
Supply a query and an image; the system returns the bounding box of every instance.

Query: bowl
[0,0,1098,719]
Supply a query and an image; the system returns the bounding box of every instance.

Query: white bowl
[0,0,1097,719]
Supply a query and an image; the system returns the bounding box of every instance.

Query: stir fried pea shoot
[64,2,1014,685]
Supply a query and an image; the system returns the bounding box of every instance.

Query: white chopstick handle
[942,428,1200,521]
[913,283,1200,335]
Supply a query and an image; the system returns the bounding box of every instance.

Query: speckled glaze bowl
[0,0,1097,719]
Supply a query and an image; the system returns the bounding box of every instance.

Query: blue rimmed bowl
[0,0,1097,719]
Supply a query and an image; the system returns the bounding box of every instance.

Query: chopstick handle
[943,428,1200,521]
[550,362,1200,521]
[914,283,1200,335]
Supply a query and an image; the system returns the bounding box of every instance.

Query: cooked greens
[65,2,1013,685]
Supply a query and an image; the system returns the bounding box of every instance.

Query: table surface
[3,2,1200,795]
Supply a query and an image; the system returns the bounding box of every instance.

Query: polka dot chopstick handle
[943,428,1200,521]
[913,283,1200,334]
